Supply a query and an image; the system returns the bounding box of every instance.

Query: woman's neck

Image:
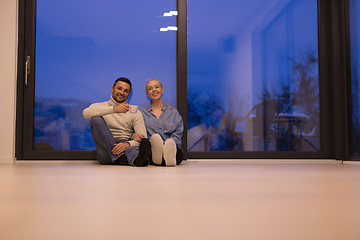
[151,99,163,109]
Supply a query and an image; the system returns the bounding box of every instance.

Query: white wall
[0,0,17,164]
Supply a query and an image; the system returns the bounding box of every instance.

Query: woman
[134,79,183,166]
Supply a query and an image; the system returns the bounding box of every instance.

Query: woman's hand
[112,142,130,155]
[132,133,145,142]
[113,104,129,113]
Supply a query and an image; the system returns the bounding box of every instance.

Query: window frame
[16,0,351,160]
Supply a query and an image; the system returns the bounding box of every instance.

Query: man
[83,77,151,166]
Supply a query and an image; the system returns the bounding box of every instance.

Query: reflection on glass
[187,0,320,152]
[350,0,360,155]
[163,11,178,17]
[34,0,176,150]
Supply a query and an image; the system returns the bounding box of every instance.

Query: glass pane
[350,0,360,155]
[187,0,320,152]
[34,0,176,150]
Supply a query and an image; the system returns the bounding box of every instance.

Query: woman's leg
[163,138,176,167]
[150,134,163,165]
[176,147,183,165]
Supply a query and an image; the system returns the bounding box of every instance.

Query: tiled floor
[1,159,360,240]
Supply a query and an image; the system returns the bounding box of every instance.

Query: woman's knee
[164,138,176,145]
[150,133,162,141]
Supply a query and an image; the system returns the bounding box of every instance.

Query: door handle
[25,56,30,85]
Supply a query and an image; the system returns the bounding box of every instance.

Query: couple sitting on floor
[83,77,183,167]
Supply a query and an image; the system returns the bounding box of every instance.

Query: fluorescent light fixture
[163,10,178,17]
[159,26,178,32]
[167,26,178,31]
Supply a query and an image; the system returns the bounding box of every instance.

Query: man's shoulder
[89,100,111,106]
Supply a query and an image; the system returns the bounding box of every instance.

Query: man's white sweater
[83,96,146,147]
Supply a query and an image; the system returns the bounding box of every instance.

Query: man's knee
[90,116,105,129]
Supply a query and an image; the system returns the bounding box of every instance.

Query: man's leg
[90,116,122,165]
[124,138,151,166]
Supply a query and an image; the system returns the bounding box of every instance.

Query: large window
[34,0,177,151]
[187,0,320,152]
[350,0,360,156]
[18,0,342,160]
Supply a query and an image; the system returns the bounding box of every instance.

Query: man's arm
[127,111,147,146]
[83,102,113,119]
[132,133,145,142]
[82,102,129,119]
[112,142,130,155]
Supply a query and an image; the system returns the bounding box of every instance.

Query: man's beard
[112,93,126,103]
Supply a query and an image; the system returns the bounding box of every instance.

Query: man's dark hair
[113,77,132,90]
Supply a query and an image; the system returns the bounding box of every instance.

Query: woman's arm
[169,110,184,147]
[128,111,147,146]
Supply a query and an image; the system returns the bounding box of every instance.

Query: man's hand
[113,104,129,113]
[132,133,145,142]
[112,142,130,155]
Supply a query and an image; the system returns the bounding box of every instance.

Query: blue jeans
[90,116,139,165]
